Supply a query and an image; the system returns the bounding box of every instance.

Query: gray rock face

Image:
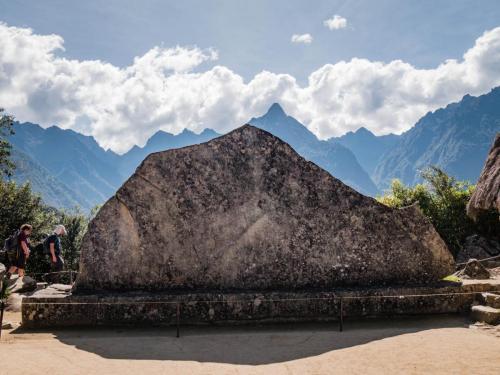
[456,235,500,263]
[75,125,454,292]
[467,133,500,220]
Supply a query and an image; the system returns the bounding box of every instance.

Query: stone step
[471,305,500,325]
[479,292,500,308]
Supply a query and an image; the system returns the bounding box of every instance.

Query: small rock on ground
[457,259,491,279]
[1,320,14,330]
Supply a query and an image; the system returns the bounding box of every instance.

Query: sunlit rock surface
[75,125,454,292]
[467,133,500,220]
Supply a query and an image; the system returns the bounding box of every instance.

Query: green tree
[0,180,57,244]
[59,209,89,272]
[0,108,15,177]
[378,167,477,257]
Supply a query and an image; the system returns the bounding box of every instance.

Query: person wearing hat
[45,224,67,282]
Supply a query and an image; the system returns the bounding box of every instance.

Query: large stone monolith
[75,125,454,292]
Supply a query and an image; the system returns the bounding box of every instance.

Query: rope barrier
[456,254,500,267]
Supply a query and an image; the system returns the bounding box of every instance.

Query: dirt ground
[1,312,500,375]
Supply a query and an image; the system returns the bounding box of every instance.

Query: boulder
[456,235,500,263]
[458,259,491,279]
[75,125,455,292]
[467,133,500,220]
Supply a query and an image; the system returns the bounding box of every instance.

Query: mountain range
[119,128,220,178]
[6,87,500,211]
[373,87,500,189]
[332,127,399,176]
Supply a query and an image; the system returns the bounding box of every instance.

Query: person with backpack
[43,225,66,282]
[4,224,32,281]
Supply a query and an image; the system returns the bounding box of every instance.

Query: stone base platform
[21,280,500,328]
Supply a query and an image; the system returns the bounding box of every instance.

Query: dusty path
[1,313,500,375]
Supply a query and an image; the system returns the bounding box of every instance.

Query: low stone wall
[22,281,500,328]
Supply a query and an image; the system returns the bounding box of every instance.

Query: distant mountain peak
[149,129,173,141]
[249,103,379,196]
[265,102,286,117]
[152,129,170,136]
[354,127,374,135]
[200,128,219,136]
[180,128,195,135]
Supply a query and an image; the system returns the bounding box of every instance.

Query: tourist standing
[45,225,67,282]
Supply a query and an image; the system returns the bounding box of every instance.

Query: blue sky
[1,0,500,152]
[3,0,500,82]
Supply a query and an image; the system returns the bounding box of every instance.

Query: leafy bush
[377,167,477,257]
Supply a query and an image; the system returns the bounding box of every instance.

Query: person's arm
[21,240,30,258]
[50,242,57,263]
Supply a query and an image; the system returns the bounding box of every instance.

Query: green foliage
[378,166,477,257]
[0,180,56,275]
[0,179,91,277]
[0,180,57,244]
[0,108,15,177]
[60,209,88,272]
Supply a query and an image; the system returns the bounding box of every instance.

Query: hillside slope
[374,88,500,189]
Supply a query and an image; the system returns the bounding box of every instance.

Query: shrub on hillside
[377,167,477,257]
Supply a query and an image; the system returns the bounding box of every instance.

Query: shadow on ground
[12,315,468,365]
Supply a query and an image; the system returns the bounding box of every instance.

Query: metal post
[176,302,180,338]
[69,270,73,285]
[339,297,344,332]
[0,300,5,339]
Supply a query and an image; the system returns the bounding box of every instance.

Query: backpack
[42,234,53,256]
[3,230,20,258]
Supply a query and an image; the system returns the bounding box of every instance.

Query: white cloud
[291,33,313,44]
[324,15,347,30]
[2,22,500,153]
